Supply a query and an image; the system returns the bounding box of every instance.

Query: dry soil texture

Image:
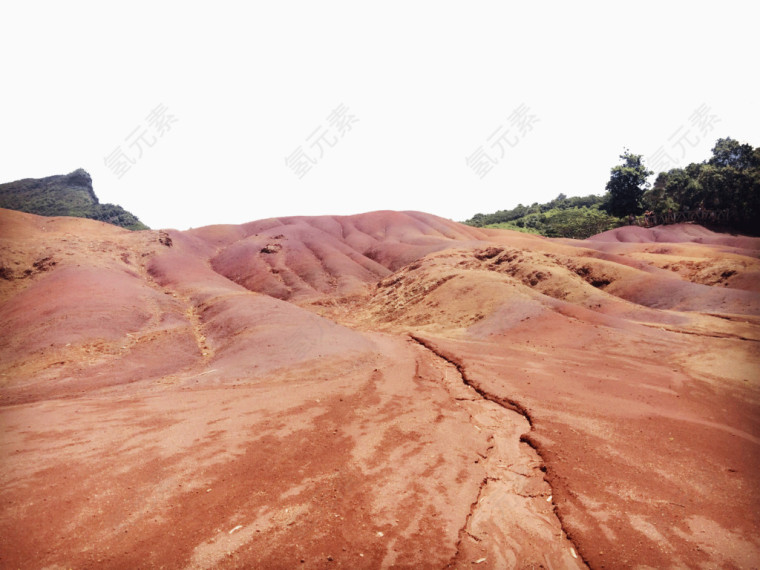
[1,209,758,569]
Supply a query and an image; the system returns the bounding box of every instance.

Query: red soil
[1,208,758,568]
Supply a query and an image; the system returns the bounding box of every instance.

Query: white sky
[1,1,758,230]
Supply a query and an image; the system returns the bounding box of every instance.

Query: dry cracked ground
[0,208,759,569]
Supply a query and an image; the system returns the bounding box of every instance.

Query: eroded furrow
[409,334,587,569]
[135,247,215,366]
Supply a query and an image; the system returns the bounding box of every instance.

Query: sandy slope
[1,208,758,569]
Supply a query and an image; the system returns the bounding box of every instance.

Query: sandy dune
[1,208,758,568]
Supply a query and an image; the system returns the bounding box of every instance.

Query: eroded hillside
[1,208,758,569]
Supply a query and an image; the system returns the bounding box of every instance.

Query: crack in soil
[640,322,759,343]
[409,333,588,569]
[411,335,535,428]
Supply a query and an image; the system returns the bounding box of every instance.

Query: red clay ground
[0,209,758,569]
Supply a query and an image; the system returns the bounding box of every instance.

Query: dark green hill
[0,169,149,231]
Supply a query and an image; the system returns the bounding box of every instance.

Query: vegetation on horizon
[0,169,149,231]
[465,194,619,239]
[464,137,759,238]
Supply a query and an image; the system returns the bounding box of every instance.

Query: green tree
[543,208,619,239]
[708,137,758,170]
[604,150,653,217]
[656,164,705,209]
[642,173,679,214]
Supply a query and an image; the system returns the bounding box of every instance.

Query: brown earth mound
[588,222,760,250]
[1,208,758,569]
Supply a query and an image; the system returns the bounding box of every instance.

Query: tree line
[464,137,759,238]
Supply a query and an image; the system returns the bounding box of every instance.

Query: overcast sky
[1,1,758,230]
